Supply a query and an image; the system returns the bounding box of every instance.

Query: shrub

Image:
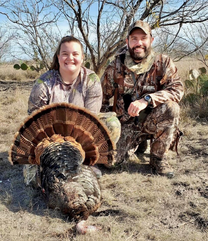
[182,67,208,119]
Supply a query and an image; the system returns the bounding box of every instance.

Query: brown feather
[9,103,116,166]
[9,103,116,220]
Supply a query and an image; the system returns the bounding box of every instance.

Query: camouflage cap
[128,20,152,36]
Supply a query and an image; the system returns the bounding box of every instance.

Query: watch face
[145,95,151,101]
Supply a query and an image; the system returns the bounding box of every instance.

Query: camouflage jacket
[101,46,184,119]
[28,67,102,115]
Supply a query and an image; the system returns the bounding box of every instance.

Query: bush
[182,67,208,119]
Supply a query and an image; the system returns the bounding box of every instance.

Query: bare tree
[0,0,63,69]
[153,21,208,69]
[50,0,208,75]
[0,27,16,62]
[52,0,154,75]
[1,0,208,74]
[185,23,208,68]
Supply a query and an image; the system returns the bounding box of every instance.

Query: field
[0,62,208,241]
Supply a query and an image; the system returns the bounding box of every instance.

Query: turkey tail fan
[9,103,116,167]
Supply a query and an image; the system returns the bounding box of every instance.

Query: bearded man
[101,20,184,178]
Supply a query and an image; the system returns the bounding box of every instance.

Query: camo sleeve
[28,79,49,115]
[100,61,116,112]
[149,55,184,108]
[84,72,103,114]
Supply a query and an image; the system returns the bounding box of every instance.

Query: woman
[28,36,102,115]
[24,36,103,187]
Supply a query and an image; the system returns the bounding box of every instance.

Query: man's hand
[128,98,148,117]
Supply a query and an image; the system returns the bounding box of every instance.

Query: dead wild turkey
[9,103,116,220]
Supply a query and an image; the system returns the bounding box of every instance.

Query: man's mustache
[133,46,146,51]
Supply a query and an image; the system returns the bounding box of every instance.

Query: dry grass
[174,57,205,82]
[0,64,40,81]
[0,58,208,241]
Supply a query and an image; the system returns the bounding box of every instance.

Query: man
[101,20,184,178]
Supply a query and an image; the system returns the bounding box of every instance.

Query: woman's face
[58,41,84,74]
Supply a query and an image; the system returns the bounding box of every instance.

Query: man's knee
[166,100,180,118]
[158,100,180,119]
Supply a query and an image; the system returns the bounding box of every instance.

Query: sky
[0,1,70,61]
[0,0,206,62]
[0,0,118,61]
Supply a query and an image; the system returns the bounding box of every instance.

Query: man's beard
[128,45,152,62]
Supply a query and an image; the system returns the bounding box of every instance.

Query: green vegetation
[85,61,91,69]
[13,62,45,72]
[182,67,208,119]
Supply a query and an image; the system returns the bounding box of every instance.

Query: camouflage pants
[115,100,180,163]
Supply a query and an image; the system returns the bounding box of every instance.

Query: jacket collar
[116,45,155,75]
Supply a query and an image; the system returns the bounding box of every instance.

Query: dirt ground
[0,80,208,241]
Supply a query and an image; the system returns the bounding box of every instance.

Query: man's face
[126,28,154,62]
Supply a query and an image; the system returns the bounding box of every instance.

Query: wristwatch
[144,95,152,105]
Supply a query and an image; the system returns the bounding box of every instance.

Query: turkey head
[9,103,116,220]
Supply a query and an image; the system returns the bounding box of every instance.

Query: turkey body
[40,141,101,220]
[9,103,116,220]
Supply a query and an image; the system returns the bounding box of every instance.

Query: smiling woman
[58,41,84,84]
[28,36,102,115]
[24,35,104,188]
